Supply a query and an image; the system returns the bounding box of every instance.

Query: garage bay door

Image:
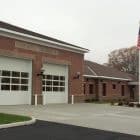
[42,63,68,104]
[0,56,32,105]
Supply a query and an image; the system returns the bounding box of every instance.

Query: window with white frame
[0,70,29,92]
[42,74,65,92]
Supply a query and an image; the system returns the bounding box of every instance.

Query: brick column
[32,55,43,104]
[95,79,99,101]
[98,80,103,101]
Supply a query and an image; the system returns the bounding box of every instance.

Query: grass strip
[0,113,31,124]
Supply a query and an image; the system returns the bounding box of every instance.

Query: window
[53,81,59,86]
[46,87,52,91]
[46,75,52,80]
[89,84,94,94]
[12,78,20,84]
[21,72,28,78]
[60,87,65,92]
[1,78,10,83]
[0,70,29,92]
[60,82,65,86]
[86,78,89,82]
[21,79,28,84]
[11,85,19,91]
[1,85,10,90]
[112,84,116,89]
[12,71,20,77]
[46,81,52,85]
[121,85,125,96]
[53,76,59,80]
[60,76,65,81]
[102,83,106,96]
[84,84,86,94]
[21,86,28,91]
[2,71,10,76]
[42,74,65,92]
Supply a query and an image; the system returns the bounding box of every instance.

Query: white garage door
[42,63,68,104]
[0,56,32,105]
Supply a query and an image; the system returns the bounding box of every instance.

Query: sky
[0,0,140,64]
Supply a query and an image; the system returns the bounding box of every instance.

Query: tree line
[106,46,139,78]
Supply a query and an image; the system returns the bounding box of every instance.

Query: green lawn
[0,113,31,124]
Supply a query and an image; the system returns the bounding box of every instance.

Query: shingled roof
[84,60,136,81]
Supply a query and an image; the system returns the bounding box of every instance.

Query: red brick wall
[0,36,84,104]
[84,78,131,101]
[99,80,130,101]
[83,78,97,99]
[134,85,139,101]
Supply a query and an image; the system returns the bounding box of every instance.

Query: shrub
[124,101,129,106]
[95,98,99,102]
[118,101,123,106]
[122,98,126,102]
[128,102,134,107]
[91,98,96,102]
[85,98,98,103]
[118,99,121,102]
[85,99,91,103]
[136,103,140,108]
[110,101,115,105]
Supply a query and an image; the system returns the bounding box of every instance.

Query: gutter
[83,74,132,81]
[128,82,139,85]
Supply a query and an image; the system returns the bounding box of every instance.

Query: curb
[0,117,36,129]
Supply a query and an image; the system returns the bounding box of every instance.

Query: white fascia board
[0,28,89,54]
[83,74,132,81]
[128,82,139,85]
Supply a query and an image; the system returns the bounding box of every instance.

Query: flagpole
[139,47,140,103]
[138,21,140,104]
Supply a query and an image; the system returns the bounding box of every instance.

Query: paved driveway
[0,120,139,140]
[0,103,140,136]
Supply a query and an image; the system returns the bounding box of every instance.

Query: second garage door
[42,63,68,104]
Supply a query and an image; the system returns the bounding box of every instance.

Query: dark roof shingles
[84,60,136,81]
[0,21,87,50]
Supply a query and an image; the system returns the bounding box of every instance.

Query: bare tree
[107,46,139,77]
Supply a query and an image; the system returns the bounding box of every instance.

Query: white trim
[83,74,132,81]
[128,82,139,85]
[0,28,89,54]
[87,66,97,76]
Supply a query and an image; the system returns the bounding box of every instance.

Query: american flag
[137,25,140,49]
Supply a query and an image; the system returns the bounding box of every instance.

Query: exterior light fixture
[73,72,81,79]
[37,68,45,76]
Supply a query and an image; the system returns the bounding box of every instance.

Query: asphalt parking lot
[0,120,140,140]
[0,103,140,136]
